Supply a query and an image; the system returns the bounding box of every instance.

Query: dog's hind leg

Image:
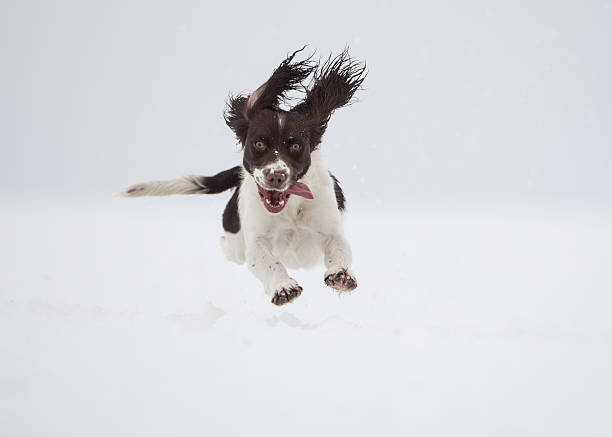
[220,231,245,264]
[245,237,302,306]
[219,188,246,263]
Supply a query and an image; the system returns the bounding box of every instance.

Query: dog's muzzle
[256,182,314,213]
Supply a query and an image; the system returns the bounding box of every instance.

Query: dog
[122,48,366,306]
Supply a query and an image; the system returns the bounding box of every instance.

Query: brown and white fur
[122,48,366,306]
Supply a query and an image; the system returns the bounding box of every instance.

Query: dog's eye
[254,141,266,151]
[289,143,301,152]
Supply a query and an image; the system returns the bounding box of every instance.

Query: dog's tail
[120,166,242,197]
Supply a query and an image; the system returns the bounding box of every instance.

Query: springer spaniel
[122,48,366,305]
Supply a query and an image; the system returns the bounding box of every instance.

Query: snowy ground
[2,196,611,436]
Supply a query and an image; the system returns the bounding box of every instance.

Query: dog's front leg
[246,237,302,306]
[323,232,358,292]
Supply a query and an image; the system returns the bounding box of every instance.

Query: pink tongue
[286,182,314,199]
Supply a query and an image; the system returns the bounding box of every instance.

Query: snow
[2,197,611,436]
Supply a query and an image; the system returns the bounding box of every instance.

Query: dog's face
[242,109,314,213]
[224,48,365,214]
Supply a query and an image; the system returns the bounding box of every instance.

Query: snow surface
[2,197,611,436]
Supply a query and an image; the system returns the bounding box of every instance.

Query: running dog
[122,48,366,305]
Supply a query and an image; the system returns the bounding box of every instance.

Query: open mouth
[257,182,314,213]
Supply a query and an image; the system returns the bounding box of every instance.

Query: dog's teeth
[264,198,284,208]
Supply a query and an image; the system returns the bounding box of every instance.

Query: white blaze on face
[253,159,291,191]
[277,112,286,133]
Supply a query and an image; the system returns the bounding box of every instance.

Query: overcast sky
[2,1,611,206]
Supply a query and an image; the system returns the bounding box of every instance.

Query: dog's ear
[245,47,315,114]
[292,49,366,148]
[224,47,316,145]
[224,95,249,144]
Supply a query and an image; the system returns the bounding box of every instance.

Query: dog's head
[225,48,366,213]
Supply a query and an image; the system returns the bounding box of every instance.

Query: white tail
[120,176,208,197]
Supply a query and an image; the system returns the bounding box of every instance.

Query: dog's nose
[263,168,288,189]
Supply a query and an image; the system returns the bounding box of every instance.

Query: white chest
[267,216,324,269]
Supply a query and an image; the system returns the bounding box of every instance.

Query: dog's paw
[324,268,358,293]
[271,281,303,306]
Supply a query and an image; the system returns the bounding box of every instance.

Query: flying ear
[224,95,249,144]
[224,47,316,144]
[244,47,316,114]
[292,49,367,147]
